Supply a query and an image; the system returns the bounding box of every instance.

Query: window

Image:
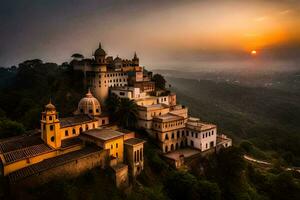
[49,116,52,121]
[182,130,185,137]
[140,148,143,161]
[96,109,99,113]
[111,144,113,149]
[116,143,118,148]
[116,152,118,158]
[187,131,189,136]
[165,134,169,140]
[79,127,83,133]
[51,136,55,142]
[191,132,194,137]
[212,130,214,135]
[165,145,168,153]
[137,150,140,162]
[65,130,69,136]
[196,133,198,138]
[89,109,92,113]
[177,131,180,138]
[50,125,54,131]
[134,151,137,162]
[102,119,105,124]
[86,124,89,130]
[171,133,174,139]
[72,128,76,135]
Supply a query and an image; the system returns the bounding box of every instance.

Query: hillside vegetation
[167,77,300,166]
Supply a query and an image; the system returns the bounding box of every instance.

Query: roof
[186,120,216,131]
[138,103,169,111]
[60,115,97,128]
[61,137,83,148]
[111,163,128,172]
[124,138,145,146]
[153,113,184,122]
[0,134,43,154]
[81,128,124,141]
[2,143,53,164]
[8,146,103,183]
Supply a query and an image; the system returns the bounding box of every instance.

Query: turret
[94,42,107,64]
[132,52,139,66]
[41,101,61,149]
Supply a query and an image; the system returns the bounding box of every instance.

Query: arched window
[176,143,179,149]
[171,144,174,151]
[165,145,168,153]
[79,127,83,133]
[165,134,169,140]
[140,148,143,161]
[134,151,137,162]
[137,150,140,162]
[93,123,96,129]
[72,128,76,135]
[86,124,89,130]
[171,133,174,139]
[177,131,180,138]
[180,141,184,148]
[51,136,55,142]
[65,130,69,136]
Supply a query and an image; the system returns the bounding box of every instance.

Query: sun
[251,50,257,55]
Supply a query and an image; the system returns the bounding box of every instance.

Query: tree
[71,53,84,60]
[116,98,138,129]
[105,93,120,121]
[152,74,166,90]
[0,119,25,139]
[164,171,199,200]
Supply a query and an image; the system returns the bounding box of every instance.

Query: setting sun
[251,50,257,55]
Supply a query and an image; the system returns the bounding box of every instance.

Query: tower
[92,42,109,103]
[94,42,107,64]
[132,52,139,66]
[41,101,61,149]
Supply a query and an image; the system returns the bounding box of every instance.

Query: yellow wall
[103,137,124,163]
[3,144,83,176]
[60,121,99,140]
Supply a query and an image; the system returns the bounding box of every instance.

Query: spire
[99,42,102,49]
[86,88,93,97]
[134,51,138,59]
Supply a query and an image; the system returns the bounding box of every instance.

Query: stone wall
[10,149,109,189]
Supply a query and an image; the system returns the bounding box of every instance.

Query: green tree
[152,74,166,90]
[116,98,138,129]
[164,171,199,200]
[105,93,120,121]
[71,53,84,60]
[0,119,25,139]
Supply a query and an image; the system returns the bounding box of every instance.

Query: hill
[166,76,300,166]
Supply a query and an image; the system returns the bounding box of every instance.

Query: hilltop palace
[0,43,231,189]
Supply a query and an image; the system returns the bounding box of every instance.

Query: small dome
[45,101,56,111]
[78,89,101,116]
[94,43,106,57]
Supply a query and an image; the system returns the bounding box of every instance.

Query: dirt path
[243,155,300,173]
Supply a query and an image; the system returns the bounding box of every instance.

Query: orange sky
[1,0,300,70]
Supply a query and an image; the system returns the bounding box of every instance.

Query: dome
[45,101,56,111]
[94,43,106,57]
[77,89,101,116]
